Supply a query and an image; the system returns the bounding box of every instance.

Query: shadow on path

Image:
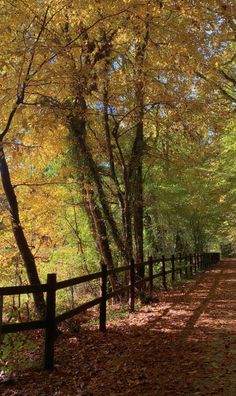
[1,260,236,396]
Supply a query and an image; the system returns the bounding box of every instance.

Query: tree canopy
[0,0,235,296]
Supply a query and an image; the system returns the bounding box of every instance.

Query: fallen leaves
[1,261,236,395]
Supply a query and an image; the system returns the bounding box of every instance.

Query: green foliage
[0,0,235,292]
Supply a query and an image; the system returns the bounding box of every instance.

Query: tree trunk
[134,160,144,275]
[129,89,145,278]
[128,25,149,297]
[70,114,128,263]
[83,185,120,291]
[0,148,46,317]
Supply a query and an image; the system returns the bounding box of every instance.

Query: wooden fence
[0,252,220,370]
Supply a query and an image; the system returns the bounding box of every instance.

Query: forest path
[2,259,236,396]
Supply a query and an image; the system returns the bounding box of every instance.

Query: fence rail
[0,252,220,370]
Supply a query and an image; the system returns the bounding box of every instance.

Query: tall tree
[0,0,234,292]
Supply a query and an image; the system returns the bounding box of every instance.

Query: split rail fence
[0,252,220,370]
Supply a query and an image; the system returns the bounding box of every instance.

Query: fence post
[148,256,153,299]
[100,264,107,332]
[44,273,56,370]
[210,253,213,267]
[179,253,182,278]
[190,254,193,277]
[162,255,167,290]
[197,253,200,270]
[0,294,3,347]
[194,253,197,273]
[171,254,175,283]
[129,258,135,312]
[185,256,188,278]
[205,253,208,269]
[201,253,204,270]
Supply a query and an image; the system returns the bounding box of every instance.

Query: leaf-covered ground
[1,259,236,396]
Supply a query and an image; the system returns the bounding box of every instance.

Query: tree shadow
[2,260,236,396]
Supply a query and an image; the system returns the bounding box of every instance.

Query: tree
[0,0,234,296]
[0,4,57,315]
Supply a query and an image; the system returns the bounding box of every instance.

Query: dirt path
[1,260,236,396]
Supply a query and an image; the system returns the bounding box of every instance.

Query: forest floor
[1,259,236,396]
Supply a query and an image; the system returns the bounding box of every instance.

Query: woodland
[0,0,235,366]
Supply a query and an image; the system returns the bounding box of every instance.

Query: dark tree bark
[68,98,125,290]
[129,30,149,278]
[133,159,144,273]
[83,185,120,290]
[70,110,128,264]
[0,145,45,317]
[103,74,133,266]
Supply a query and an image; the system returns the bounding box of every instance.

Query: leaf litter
[1,259,236,395]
